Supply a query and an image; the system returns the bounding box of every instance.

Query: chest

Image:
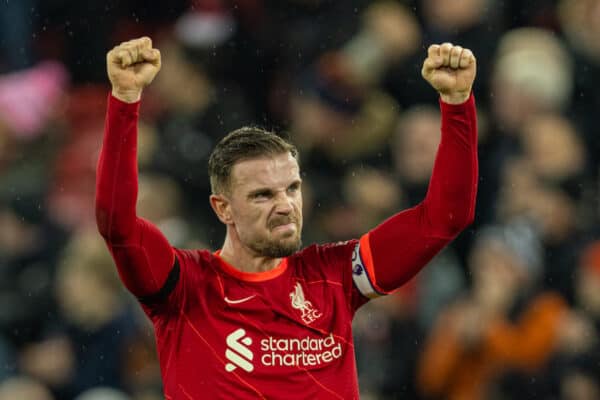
[181,272,351,368]
[202,273,349,335]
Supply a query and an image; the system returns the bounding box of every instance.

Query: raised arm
[352,43,478,297]
[96,37,176,299]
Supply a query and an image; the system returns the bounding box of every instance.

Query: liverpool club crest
[290,282,322,324]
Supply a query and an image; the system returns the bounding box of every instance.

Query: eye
[251,190,272,200]
[287,182,301,193]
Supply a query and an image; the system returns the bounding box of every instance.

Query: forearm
[95,94,141,241]
[422,93,478,236]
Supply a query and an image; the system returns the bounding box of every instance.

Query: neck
[219,232,282,274]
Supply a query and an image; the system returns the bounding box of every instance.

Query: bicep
[104,217,176,298]
[356,204,452,294]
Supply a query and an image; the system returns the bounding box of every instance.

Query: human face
[227,153,303,258]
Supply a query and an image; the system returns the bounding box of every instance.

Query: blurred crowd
[1,0,600,399]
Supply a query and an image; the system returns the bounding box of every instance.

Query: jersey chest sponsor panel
[151,247,361,399]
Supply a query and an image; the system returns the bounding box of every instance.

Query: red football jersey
[143,242,373,399]
[96,93,477,399]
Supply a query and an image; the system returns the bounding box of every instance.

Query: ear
[210,194,233,225]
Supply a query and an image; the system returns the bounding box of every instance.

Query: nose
[274,191,293,214]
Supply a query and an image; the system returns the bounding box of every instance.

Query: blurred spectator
[354,288,423,400]
[0,62,69,236]
[552,240,600,399]
[520,114,586,184]
[288,48,400,243]
[491,28,572,132]
[415,249,467,332]
[245,0,370,119]
[74,387,131,400]
[20,230,139,398]
[137,173,192,247]
[0,61,68,139]
[545,239,600,400]
[46,85,105,230]
[386,0,501,107]
[0,375,54,400]
[558,0,600,170]
[497,114,591,300]
[417,221,570,400]
[392,104,440,205]
[478,27,573,225]
[342,167,401,231]
[343,1,421,87]
[316,166,401,242]
[290,52,398,161]
[287,1,417,176]
[501,239,600,399]
[0,202,67,347]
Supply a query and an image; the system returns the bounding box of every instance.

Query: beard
[250,235,302,258]
[245,216,303,258]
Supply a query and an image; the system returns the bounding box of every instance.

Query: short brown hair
[208,126,298,194]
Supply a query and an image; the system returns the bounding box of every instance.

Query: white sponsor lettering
[225,329,344,372]
[260,334,343,367]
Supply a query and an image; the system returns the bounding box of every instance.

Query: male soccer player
[96,37,477,399]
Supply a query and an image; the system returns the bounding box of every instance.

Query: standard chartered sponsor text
[260,334,343,367]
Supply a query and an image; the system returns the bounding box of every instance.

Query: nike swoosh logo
[224,295,257,305]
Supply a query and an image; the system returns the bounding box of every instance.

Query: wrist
[111,88,142,103]
[440,91,471,105]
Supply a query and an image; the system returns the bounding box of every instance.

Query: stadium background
[0,0,599,398]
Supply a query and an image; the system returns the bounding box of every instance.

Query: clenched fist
[421,43,476,104]
[107,37,161,103]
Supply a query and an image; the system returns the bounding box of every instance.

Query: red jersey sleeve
[95,94,176,299]
[352,94,478,298]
